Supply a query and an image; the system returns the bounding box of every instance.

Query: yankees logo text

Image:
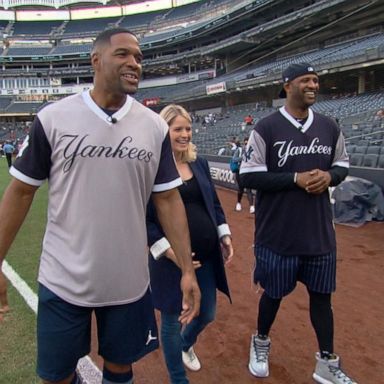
[60,134,153,172]
[273,137,332,167]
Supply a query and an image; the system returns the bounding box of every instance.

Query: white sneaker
[249,205,255,214]
[235,202,242,211]
[248,334,270,377]
[182,346,201,371]
[313,352,357,384]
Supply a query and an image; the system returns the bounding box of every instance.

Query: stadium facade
[0,0,383,181]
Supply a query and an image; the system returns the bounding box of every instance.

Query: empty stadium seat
[356,139,369,146]
[366,146,381,155]
[362,154,379,168]
[378,155,384,168]
[345,144,356,154]
[354,145,367,154]
[349,153,364,166]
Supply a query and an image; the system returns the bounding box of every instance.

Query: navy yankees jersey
[240,106,349,255]
[10,91,182,306]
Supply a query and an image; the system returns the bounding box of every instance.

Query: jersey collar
[82,90,133,125]
[279,106,314,133]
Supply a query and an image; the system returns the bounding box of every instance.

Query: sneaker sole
[182,356,201,371]
[183,363,201,372]
[248,363,269,378]
[312,372,333,384]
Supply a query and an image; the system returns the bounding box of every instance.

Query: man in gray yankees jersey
[240,63,358,384]
[0,28,200,384]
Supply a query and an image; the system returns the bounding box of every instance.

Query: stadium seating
[349,153,364,166]
[0,0,382,175]
[12,20,62,36]
[354,145,368,154]
[366,146,381,155]
[63,17,119,35]
[378,155,384,168]
[362,154,379,168]
[119,10,168,31]
[0,97,12,110]
[165,1,202,19]
[346,144,356,154]
[5,102,43,114]
[6,47,52,56]
[52,44,92,55]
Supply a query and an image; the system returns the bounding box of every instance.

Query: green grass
[0,158,47,384]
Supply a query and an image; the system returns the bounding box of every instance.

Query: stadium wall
[206,155,384,191]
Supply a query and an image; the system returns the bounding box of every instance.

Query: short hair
[92,28,137,53]
[160,104,197,163]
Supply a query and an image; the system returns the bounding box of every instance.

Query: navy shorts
[254,245,336,299]
[37,284,159,382]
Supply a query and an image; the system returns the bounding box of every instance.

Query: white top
[11,91,182,306]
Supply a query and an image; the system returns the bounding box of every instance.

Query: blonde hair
[160,104,197,163]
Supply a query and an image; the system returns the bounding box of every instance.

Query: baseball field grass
[0,158,47,384]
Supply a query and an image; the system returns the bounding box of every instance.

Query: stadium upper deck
[0,0,383,124]
[1,0,383,86]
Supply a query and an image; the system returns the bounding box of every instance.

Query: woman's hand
[221,235,234,265]
[165,249,201,269]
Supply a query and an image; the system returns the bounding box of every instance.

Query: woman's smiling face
[169,115,192,155]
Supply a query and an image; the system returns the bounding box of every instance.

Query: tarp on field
[331,177,384,227]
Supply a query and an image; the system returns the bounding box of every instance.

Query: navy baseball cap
[279,63,317,98]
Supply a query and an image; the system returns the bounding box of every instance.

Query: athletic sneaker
[313,352,358,384]
[182,346,201,371]
[235,202,242,211]
[248,334,270,377]
[249,205,255,214]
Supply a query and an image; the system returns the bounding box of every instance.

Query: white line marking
[3,260,38,313]
[3,260,102,383]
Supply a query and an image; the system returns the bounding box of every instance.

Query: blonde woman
[147,104,233,384]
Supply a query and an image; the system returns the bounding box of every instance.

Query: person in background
[147,104,233,384]
[228,136,237,152]
[0,28,200,384]
[244,114,254,125]
[232,139,255,213]
[3,141,15,168]
[240,63,357,384]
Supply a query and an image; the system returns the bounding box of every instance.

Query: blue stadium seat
[366,146,381,155]
[345,144,356,154]
[362,154,379,168]
[350,153,364,166]
[377,155,384,169]
[354,145,367,154]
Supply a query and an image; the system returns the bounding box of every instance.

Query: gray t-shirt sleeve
[332,131,349,168]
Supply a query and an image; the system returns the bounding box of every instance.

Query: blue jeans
[161,260,217,384]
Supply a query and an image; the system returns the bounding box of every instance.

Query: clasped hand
[296,169,331,194]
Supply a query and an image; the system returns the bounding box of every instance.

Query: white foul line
[2,260,102,383]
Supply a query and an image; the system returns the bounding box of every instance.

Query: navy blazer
[147,156,231,313]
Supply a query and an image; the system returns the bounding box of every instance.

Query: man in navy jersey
[0,28,200,384]
[240,63,357,384]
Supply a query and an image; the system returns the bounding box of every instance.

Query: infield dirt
[90,187,384,384]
